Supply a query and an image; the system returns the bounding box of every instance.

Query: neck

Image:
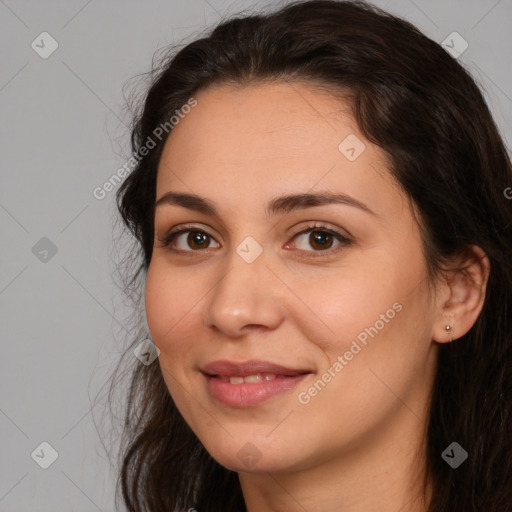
[238,405,433,512]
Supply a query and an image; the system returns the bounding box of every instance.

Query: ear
[432,245,490,344]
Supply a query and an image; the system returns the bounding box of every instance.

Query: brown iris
[187,231,210,250]
[308,230,334,250]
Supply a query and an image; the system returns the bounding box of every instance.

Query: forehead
[161,80,360,163]
[155,80,402,218]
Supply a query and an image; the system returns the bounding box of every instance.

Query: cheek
[296,244,430,370]
[144,263,200,408]
[292,265,402,354]
[301,270,433,413]
[144,261,198,351]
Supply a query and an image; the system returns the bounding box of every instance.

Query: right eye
[158,228,221,252]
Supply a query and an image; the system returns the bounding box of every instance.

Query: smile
[217,373,280,383]
[203,373,310,407]
[201,359,312,407]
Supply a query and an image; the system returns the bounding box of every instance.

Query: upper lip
[202,359,311,377]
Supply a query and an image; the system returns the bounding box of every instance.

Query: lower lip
[204,373,310,407]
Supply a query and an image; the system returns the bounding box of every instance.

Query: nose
[203,244,285,338]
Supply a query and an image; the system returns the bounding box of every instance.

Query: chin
[212,452,290,474]
[201,436,303,474]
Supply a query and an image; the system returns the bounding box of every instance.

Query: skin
[145,81,490,512]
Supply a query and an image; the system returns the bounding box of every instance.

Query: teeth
[244,374,262,383]
[218,373,279,384]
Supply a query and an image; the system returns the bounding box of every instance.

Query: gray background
[1,0,511,511]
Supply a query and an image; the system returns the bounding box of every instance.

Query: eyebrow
[155,191,379,217]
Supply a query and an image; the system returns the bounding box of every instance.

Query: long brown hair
[109,1,512,510]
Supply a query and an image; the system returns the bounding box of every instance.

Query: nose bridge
[204,236,284,335]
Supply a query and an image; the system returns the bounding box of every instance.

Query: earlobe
[443,323,454,343]
[432,245,490,344]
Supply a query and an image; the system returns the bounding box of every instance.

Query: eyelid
[288,221,352,240]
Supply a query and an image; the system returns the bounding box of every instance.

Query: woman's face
[145,81,441,474]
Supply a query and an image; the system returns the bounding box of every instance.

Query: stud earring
[445,324,454,343]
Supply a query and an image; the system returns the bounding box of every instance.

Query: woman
[111,0,512,510]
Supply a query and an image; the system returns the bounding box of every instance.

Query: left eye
[289,227,350,252]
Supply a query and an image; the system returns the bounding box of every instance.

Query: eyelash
[157,223,352,257]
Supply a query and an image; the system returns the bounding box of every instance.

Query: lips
[201,359,312,407]
[201,359,311,378]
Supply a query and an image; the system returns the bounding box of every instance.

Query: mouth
[201,359,312,407]
[213,373,296,384]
